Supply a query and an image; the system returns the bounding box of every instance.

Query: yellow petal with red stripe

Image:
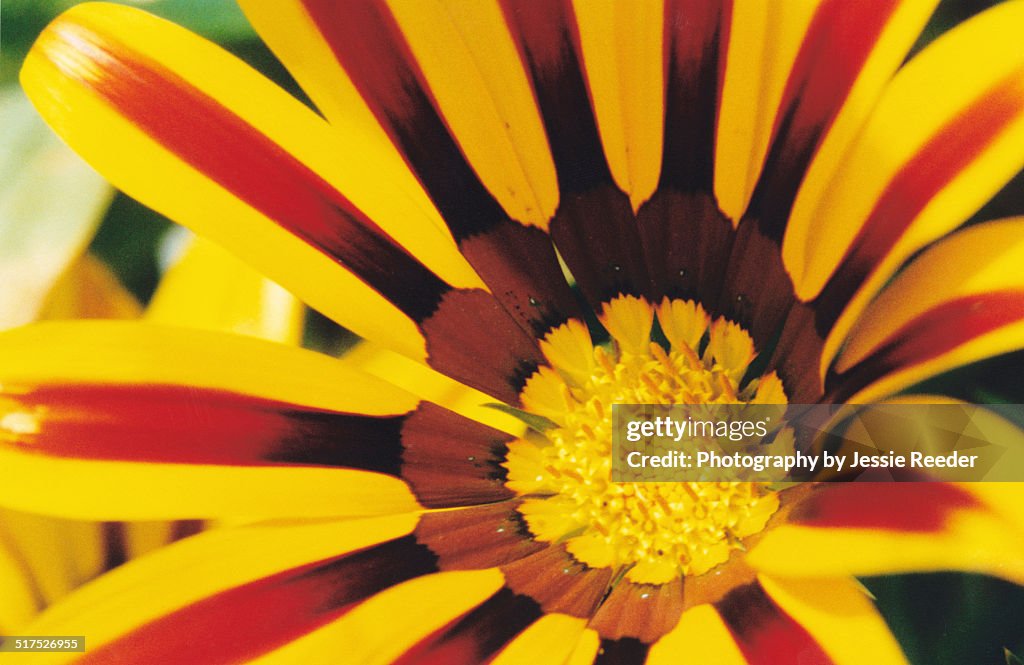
[779,0,938,234]
[789,0,1024,299]
[574,0,663,211]
[831,219,1024,402]
[146,237,303,346]
[385,0,558,227]
[783,0,1024,376]
[233,0,448,236]
[0,321,418,415]
[0,322,422,520]
[760,575,908,665]
[715,0,821,223]
[21,3,479,361]
[748,483,1024,585]
[247,569,505,665]
[16,514,418,664]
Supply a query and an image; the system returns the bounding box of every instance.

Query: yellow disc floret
[505,296,786,584]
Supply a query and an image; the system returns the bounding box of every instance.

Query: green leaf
[482,403,558,434]
[1006,648,1024,665]
[122,0,256,43]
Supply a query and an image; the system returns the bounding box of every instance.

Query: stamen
[507,298,785,583]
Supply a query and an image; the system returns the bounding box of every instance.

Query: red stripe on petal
[499,0,612,195]
[815,70,1024,331]
[660,0,732,193]
[298,1,505,241]
[789,483,982,532]
[77,536,438,665]
[828,291,1024,401]
[49,19,449,322]
[716,581,835,665]
[2,384,406,475]
[748,0,900,237]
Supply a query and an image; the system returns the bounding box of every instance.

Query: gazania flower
[5,0,1024,662]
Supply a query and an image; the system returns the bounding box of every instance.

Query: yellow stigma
[505,296,786,584]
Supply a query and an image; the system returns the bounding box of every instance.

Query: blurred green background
[1,0,1022,661]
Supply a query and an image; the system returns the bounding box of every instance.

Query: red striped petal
[49,17,450,324]
[788,482,983,533]
[77,536,438,664]
[814,71,1024,332]
[748,0,900,236]
[501,0,652,307]
[716,581,835,665]
[298,0,580,338]
[828,291,1024,401]
[3,384,406,473]
[392,588,543,665]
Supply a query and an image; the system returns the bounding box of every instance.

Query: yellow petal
[385,0,558,227]
[539,319,595,387]
[491,613,588,665]
[38,254,141,321]
[648,604,746,665]
[760,575,908,665]
[574,0,664,210]
[0,321,417,415]
[715,0,822,223]
[146,236,302,345]
[656,298,710,353]
[0,509,105,611]
[342,341,525,437]
[600,295,654,355]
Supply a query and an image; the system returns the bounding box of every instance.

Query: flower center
[505,296,786,584]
